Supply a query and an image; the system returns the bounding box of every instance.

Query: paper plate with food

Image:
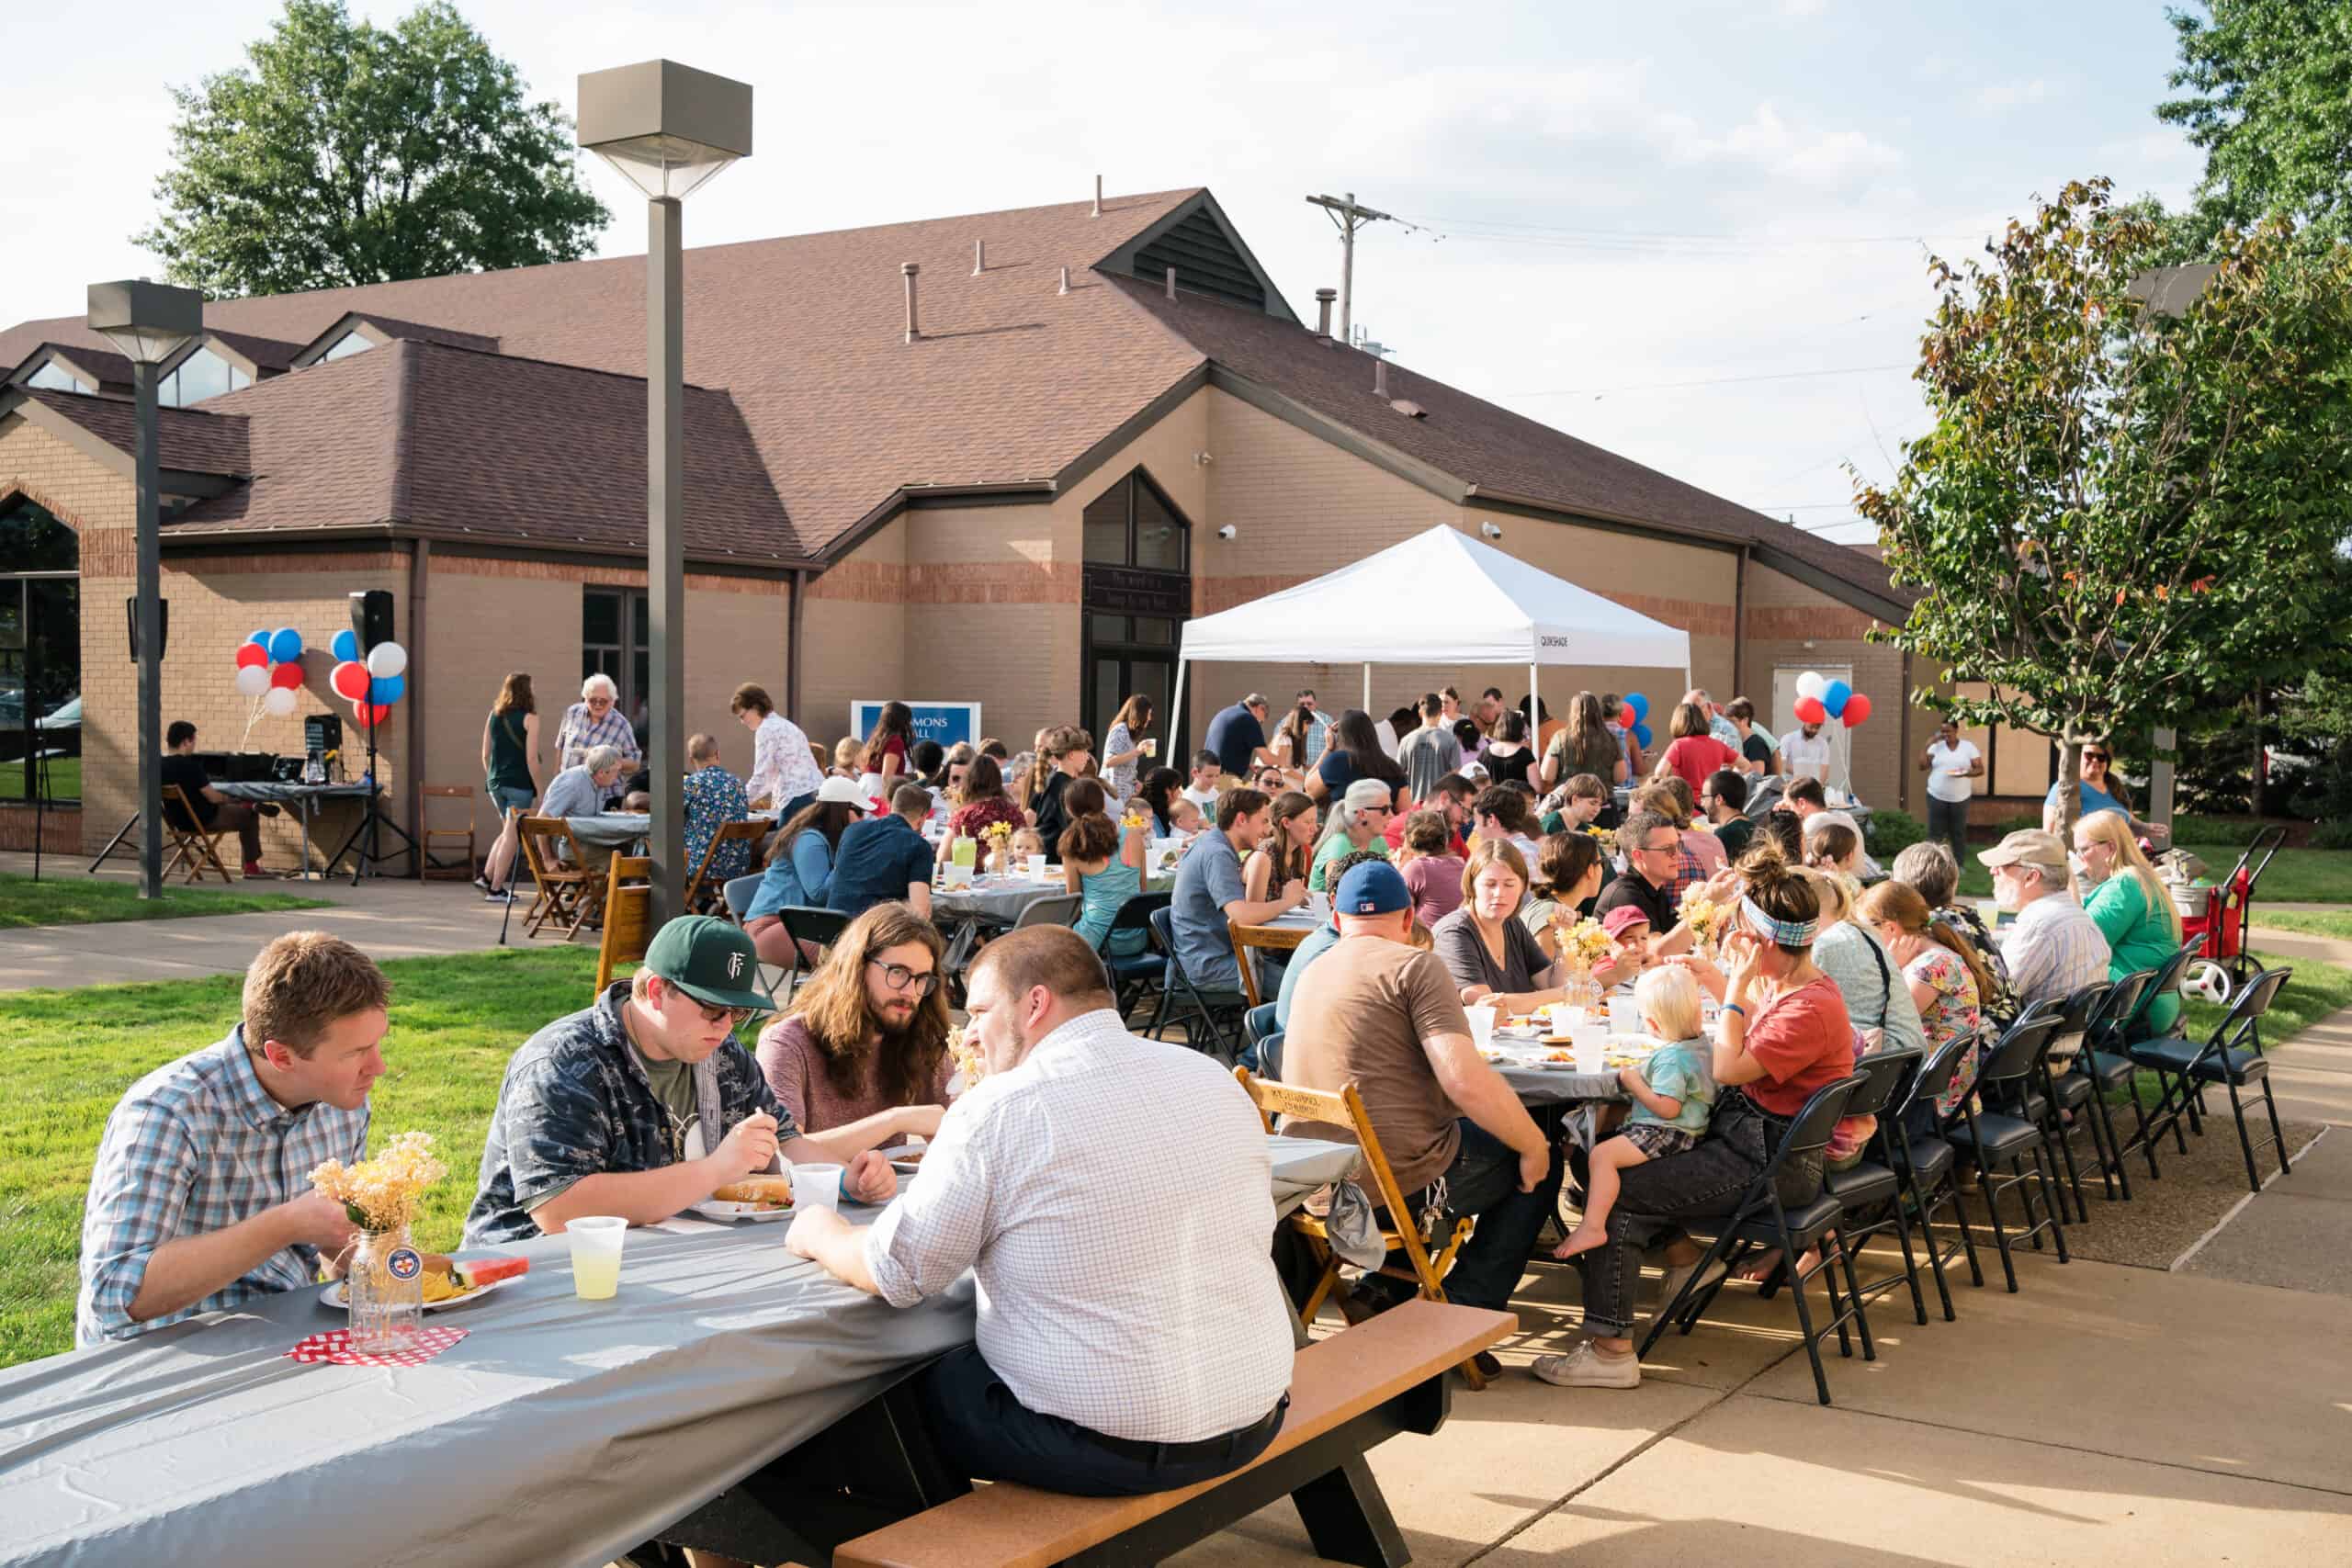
[320,1254,530,1311]
[877,1143,928,1179]
[691,1176,797,1222]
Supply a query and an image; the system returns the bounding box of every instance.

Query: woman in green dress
[2071,809,2186,1034]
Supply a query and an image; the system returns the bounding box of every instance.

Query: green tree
[1854,178,2352,835]
[137,0,607,296]
[2159,1,2352,254]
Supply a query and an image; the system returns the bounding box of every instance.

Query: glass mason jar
[1561,972,1605,1016]
[346,1224,425,1353]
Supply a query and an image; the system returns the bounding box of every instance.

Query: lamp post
[86,279,203,900]
[577,61,752,923]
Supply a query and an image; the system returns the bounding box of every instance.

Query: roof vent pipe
[1373,357,1388,398]
[1314,288,1336,339]
[1058,265,1071,296]
[1165,267,1177,301]
[1092,175,1102,217]
[973,239,985,275]
[902,263,921,343]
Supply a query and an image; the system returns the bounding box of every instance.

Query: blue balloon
[1633,722,1654,750]
[246,628,271,648]
[1627,693,1651,723]
[331,628,361,663]
[267,626,303,665]
[369,671,405,705]
[1822,679,1853,718]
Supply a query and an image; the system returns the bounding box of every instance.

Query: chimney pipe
[1373,357,1388,398]
[1314,288,1336,338]
[1092,175,1102,217]
[1164,267,1177,301]
[902,263,921,343]
[973,239,985,275]
[1057,265,1070,295]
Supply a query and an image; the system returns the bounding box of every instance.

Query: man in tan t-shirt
[1283,862,1557,1333]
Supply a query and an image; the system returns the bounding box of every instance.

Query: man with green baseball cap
[465,915,899,1245]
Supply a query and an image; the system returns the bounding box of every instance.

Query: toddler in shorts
[1554,964,1717,1259]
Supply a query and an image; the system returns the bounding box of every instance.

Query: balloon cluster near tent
[1792,669,1873,728]
[234,627,306,716]
[332,637,410,730]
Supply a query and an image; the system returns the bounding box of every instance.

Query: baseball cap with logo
[641,915,774,1012]
[1977,829,2066,873]
[1334,860,1411,917]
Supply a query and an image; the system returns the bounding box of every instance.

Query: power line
[1504,362,1911,398]
[1393,211,2003,251]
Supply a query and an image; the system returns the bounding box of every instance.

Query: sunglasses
[693,999,757,1027]
[2084,752,2109,763]
[868,959,941,997]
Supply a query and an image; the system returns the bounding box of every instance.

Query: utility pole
[1305,191,1393,345]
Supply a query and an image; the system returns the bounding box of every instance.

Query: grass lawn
[1948,850,2348,906]
[2180,946,2352,1042]
[2246,909,2352,942]
[0,871,329,929]
[0,944,612,1369]
[0,757,79,800]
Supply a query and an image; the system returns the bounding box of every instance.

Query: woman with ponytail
[1860,879,1993,1126]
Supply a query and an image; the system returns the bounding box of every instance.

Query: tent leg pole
[1169,659,1189,771]
[1529,662,1538,738]
[1363,662,1371,714]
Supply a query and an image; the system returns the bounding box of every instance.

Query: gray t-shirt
[1396,725,1463,802]
[1170,828,1247,991]
[1814,921,1927,1055]
[541,764,603,820]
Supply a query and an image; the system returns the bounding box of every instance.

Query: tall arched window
[0,497,80,804]
[1079,468,1192,744]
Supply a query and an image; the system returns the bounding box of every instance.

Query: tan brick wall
[803,516,909,751]
[1741,561,1928,815]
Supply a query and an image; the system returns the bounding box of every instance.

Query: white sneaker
[1531,1340,1641,1389]
[1654,1257,1728,1314]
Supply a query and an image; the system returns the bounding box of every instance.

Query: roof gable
[1097,191,1298,322]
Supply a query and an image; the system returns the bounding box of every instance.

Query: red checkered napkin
[286,1325,469,1367]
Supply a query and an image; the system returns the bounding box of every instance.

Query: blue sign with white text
[850,701,981,750]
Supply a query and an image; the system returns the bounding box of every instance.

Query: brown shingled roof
[201,328,303,374]
[15,388,251,475]
[6,341,135,392]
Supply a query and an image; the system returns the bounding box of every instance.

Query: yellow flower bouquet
[1679,886,1734,956]
[311,1130,447,1235]
[1583,825,1617,853]
[1551,916,1613,974]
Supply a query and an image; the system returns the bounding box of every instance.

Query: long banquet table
[0,1136,1361,1568]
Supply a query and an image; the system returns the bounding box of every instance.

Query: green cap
[641,915,773,1012]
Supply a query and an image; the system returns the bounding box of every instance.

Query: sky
[0,0,2208,544]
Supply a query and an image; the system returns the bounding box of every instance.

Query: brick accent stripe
[808,560,1081,605]
[1745,604,1886,641]
[434,553,786,595]
[1197,574,1734,637]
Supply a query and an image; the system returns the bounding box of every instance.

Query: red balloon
[351,702,391,728]
[331,660,371,702]
[268,660,304,690]
[233,643,268,670]
[1619,704,1636,728]
[1841,693,1872,728]
[1792,695,1827,725]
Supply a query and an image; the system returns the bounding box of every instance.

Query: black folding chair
[2096,942,2199,1173]
[2127,966,2296,1193]
[1817,1048,1931,1327]
[2056,969,2151,1203]
[1242,1001,1283,1076]
[1642,1074,1870,1407]
[1094,890,1171,1023]
[1945,1011,2069,1292]
[772,905,853,999]
[1888,1031,1986,1316]
[1146,905,1249,1064]
[2007,980,2109,1224]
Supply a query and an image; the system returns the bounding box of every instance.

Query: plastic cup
[1465,1005,1497,1049]
[1308,891,1332,923]
[793,1163,844,1212]
[1025,853,1048,877]
[1141,739,1158,757]
[566,1215,627,1300]
[1570,1021,1609,1075]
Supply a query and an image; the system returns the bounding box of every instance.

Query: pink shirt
[1662,735,1740,794]
[1400,854,1466,929]
[755,1015,954,1134]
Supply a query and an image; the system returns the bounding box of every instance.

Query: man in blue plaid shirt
[75,933,390,1346]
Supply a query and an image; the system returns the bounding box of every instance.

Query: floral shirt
[1905,944,1984,1114]
[683,763,753,884]
[749,711,825,810]
[556,701,642,771]
[465,983,794,1245]
[1937,903,2020,1029]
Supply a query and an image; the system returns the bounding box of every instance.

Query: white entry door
[1770,664,1852,739]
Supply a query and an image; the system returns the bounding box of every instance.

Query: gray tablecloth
[209,780,375,804]
[1268,1135,1361,1216]
[933,874,1069,925]
[566,810,652,849]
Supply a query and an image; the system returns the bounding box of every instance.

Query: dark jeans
[1575,1095,1782,1339]
[775,788,817,825]
[1926,795,1970,864]
[916,1343,1285,1497]
[210,801,264,864]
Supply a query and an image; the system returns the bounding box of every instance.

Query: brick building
[0,186,1938,865]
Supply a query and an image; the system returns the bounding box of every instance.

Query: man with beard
[1779,715,1835,785]
[755,903,956,1150]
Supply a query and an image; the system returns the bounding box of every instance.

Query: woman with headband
[1533,853,1856,1392]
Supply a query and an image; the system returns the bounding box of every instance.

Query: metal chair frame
[2128,966,2295,1193]
[1945,1012,2070,1292]
[1147,905,1247,1063]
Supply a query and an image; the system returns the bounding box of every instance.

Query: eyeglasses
[694,999,757,1027]
[2083,752,2109,763]
[1635,840,1678,857]
[867,959,941,997]
[586,696,613,707]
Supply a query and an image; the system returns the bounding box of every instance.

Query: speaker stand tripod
[325,719,417,884]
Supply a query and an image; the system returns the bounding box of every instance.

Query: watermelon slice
[451,1257,530,1291]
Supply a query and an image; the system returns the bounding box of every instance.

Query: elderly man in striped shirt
[75,933,390,1345]
[1982,829,2111,1053]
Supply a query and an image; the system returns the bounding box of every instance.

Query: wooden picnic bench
[831,1298,1515,1568]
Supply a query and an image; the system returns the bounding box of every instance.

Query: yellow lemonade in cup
[567,1215,626,1300]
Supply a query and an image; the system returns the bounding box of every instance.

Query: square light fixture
[577,60,753,201]
[85,279,203,367]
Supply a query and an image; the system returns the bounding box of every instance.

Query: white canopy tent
[1171,524,1692,758]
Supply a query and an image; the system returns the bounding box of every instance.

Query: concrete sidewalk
[0,851,551,990]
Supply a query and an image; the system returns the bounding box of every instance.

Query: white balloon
[366,641,408,679]
[1796,671,1827,700]
[263,685,298,716]
[235,665,272,698]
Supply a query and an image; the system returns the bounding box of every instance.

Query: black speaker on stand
[325,589,418,884]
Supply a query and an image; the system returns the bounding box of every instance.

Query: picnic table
[1236,904,1325,953]
[0,1135,1357,1568]
[564,810,652,850]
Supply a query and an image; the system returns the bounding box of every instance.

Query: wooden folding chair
[684,819,771,914]
[1228,920,1302,1009]
[418,784,478,880]
[1233,1066,1487,1389]
[161,784,234,885]
[516,816,597,939]
[593,855,654,993]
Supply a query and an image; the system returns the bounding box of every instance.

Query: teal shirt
[1626,1036,1715,1136]
[1075,859,1147,956]
[1309,832,1388,892]
[2085,874,2184,1033]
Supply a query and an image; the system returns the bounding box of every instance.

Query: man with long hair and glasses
[756,904,956,1148]
[466,916,898,1245]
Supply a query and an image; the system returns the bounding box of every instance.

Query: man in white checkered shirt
[788,925,1295,1496]
[75,933,390,1346]
[1981,829,2112,1048]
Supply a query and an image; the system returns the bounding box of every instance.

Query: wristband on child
[1721,1002,1747,1019]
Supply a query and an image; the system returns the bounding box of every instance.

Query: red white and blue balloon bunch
[232,627,307,717]
[1792,671,1872,729]
[328,627,408,733]
[1617,692,1653,751]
